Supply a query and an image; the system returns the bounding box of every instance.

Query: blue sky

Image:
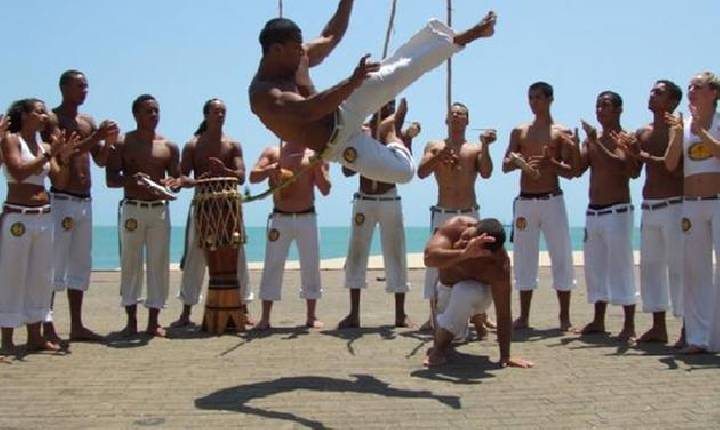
[1,0,718,227]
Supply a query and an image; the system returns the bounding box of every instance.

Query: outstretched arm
[305,0,354,67]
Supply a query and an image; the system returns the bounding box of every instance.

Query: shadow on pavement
[195,374,461,429]
[410,350,496,385]
[321,325,397,355]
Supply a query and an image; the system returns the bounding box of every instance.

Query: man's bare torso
[188,136,239,179]
[249,76,335,153]
[637,124,682,199]
[428,139,481,209]
[515,123,565,193]
[119,131,173,201]
[50,110,96,194]
[267,144,318,212]
[587,134,632,205]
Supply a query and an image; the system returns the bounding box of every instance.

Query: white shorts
[323,20,464,184]
[0,207,54,327]
[119,200,170,309]
[258,211,322,301]
[436,280,492,338]
[512,192,575,291]
[436,283,468,341]
[639,198,683,317]
[584,203,637,306]
[177,204,252,306]
[344,189,410,293]
[423,206,478,300]
[51,193,92,292]
[681,198,720,349]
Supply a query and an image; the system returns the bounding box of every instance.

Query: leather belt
[273,207,316,216]
[641,198,682,210]
[3,204,51,215]
[430,205,478,214]
[354,193,401,202]
[586,204,634,217]
[684,195,720,202]
[123,200,167,208]
[52,193,91,202]
[518,190,563,200]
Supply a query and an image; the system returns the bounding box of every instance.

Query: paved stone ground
[1,267,719,429]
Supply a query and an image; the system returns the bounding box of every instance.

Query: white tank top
[4,134,49,186]
[683,112,720,177]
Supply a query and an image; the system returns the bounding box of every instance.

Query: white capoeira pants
[259,211,322,302]
[178,204,252,306]
[681,198,720,349]
[344,189,410,293]
[584,204,637,306]
[423,206,479,300]
[0,207,53,327]
[436,280,493,338]
[512,192,575,291]
[323,20,463,184]
[436,283,469,341]
[640,198,683,317]
[119,200,170,309]
[51,193,92,292]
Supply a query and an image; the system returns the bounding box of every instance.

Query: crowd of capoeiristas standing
[0,4,719,369]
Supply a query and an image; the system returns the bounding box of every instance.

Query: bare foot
[672,335,687,349]
[679,344,707,354]
[559,319,573,333]
[618,328,637,345]
[306,319,324,329]
[146,325,167,338]
[337,314,360,329]
[395,314,415,328]
[637,327,668,343]
[575,321,607,335]
[44,331,63,346]
[253,320,271,331]
[423,347,447,367]
[484,318,497,330]
[474,323,488,340]
[0,343,15,357]
[169,315,193,328]
[512,317,529,330]
[26,340,62,353]
[418,318,434,332]
[118,320,138,338]
[477,11,497,37]
[69,327,104,342]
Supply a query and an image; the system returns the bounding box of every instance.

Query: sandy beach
[1,265,718,429]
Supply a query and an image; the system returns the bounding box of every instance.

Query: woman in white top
[0,99,75,356]
[665,71,720,353]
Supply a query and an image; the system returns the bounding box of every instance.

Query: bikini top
[4,134,49,186]
[684,112,720,177]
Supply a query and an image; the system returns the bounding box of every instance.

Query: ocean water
[91,226,642,269]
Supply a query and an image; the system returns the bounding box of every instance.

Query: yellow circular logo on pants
[268,228,280,242]
[10,222,25,237]
[124,218,138,232]
[681,217,691,233]
[61,216,74,231]
[688,142,712,161]
[354,212,365,226]
[515,217,527,231]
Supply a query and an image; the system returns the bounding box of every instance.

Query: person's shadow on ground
[321,325,397,355]
[195,374,461,429]
[410,349,497,385]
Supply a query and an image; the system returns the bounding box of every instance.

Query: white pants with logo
[344,189,409,293]
[436,280,493,338]
[178,204,252,306]
[324,20,464,184]
[512,194,575,291]
[584,204,637,306]
[52,195,92,292]
[119,201,170,309]
[682,200,720,349]
[0,211,53,327]
[423,206,479,300]
[259,213,322,302]
[640,199,683,317]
